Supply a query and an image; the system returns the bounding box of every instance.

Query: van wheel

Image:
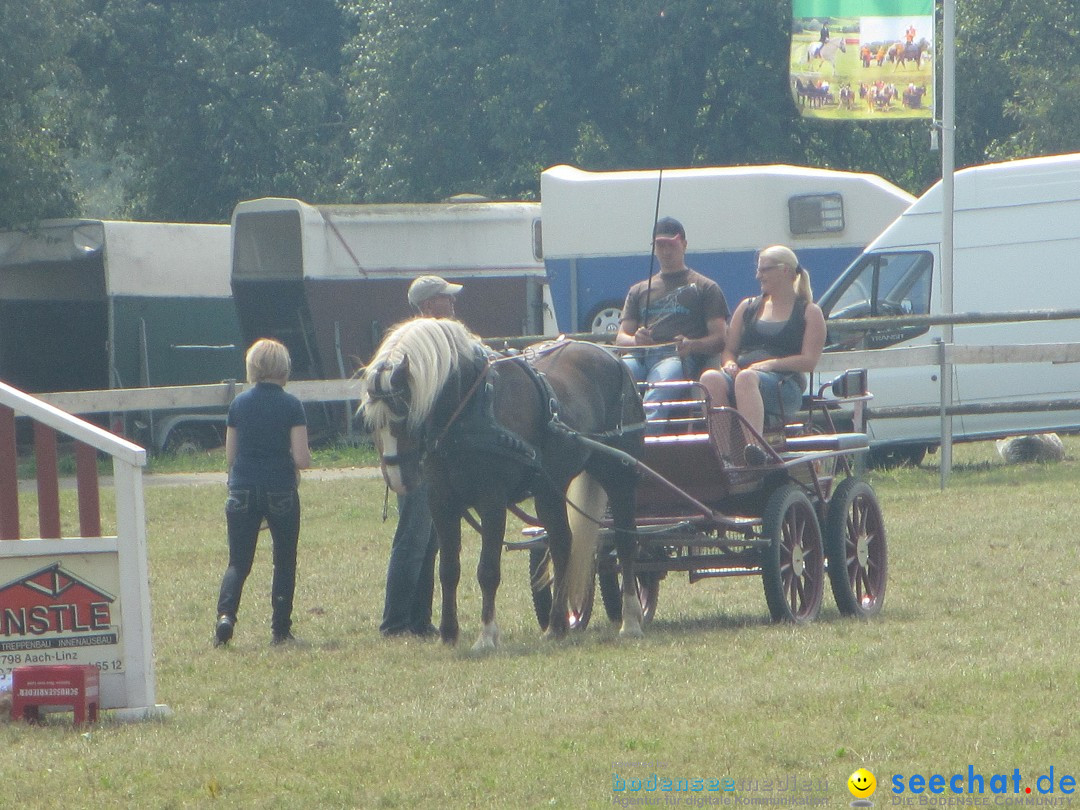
[869,444,927,469]
[587,302,623,335]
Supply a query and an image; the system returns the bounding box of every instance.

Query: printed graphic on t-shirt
[643,283,699,339]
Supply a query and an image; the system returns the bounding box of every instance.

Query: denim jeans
[217,486,301,636]
[717,369,805,427]
[623,347,699,424]
[381,481,439,635]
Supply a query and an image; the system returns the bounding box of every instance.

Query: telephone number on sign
[1,654,124,678]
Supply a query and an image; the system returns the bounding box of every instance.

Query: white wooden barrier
[0,381,170,721]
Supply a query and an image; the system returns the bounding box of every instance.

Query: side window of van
[823,251,933,350]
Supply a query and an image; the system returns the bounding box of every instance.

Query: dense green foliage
[2,0,1080,226]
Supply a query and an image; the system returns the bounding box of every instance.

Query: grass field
[3,439,1080,808]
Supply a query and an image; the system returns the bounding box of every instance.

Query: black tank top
[740,297,807,359]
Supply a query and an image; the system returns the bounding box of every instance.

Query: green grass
[14,438,379,478]
[3,438,1080,808]
[144,438,379,475]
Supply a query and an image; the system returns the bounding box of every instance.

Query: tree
[956,0,1080,164]
[340,0,943,202]
[73,0,352,221]
[0,0,83,228]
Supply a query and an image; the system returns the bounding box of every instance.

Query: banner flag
[791,0,934,120]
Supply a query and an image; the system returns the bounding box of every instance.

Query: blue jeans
[623,347,700,423]
[719,370,805,426]
[217,486,301,636]
[381,481,438,635]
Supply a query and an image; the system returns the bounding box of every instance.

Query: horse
[358,318,646,650]
[793,77,828,109]
[839,84,855,110]
[807,37,846,70]
[902,83,927,108]
[893,38,930,70]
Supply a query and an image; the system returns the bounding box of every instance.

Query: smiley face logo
[848,768,877,799]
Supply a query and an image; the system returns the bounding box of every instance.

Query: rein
[427,353,493,451]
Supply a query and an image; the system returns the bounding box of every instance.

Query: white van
[818,153,1080,465]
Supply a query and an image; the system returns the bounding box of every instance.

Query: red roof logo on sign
[1,562,116,639]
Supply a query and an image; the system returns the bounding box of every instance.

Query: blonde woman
[700,246,825,446]
[214,338,311,647]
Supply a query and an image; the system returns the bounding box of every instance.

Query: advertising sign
[0,555,124,679]
[791,0,934,120]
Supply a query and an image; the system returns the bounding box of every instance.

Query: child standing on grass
[214,338,311,647]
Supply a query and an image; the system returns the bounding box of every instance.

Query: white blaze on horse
[358,318,647,650]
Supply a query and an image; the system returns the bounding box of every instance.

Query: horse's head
[359,355,424,495]
[358,317,480,495]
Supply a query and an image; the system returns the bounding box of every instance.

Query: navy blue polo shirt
[227,382,307,489]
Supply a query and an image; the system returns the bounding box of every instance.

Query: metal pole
[939,0,956,489]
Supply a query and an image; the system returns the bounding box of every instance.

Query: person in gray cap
[407,274,463,318]
[616,217,729,421]
[380,275,462,637]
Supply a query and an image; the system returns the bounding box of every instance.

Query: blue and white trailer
[540,164,914,333]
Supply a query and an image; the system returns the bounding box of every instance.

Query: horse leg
[535,489,574,639]
[607,475,644,639]
[435,512,462,645]
[473,506,506,651]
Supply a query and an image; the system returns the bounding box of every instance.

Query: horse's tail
[566,472,607,615]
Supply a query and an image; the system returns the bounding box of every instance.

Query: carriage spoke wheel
[760,484,824,623]
[528,546,595,632]
[598,553,660,627]
[825,477,888,617]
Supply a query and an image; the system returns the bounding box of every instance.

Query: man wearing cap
[407,274,463,318]
[615,217,729,417]
[379,275,462,637]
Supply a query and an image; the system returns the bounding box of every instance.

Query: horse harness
[426,340,639,480]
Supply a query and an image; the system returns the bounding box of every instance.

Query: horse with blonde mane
[358,318,646,649]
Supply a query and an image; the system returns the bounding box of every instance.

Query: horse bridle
[367,358,421,470]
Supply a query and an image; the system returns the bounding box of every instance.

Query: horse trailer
[539,164,915,334]
[230,197,551,439]
[0,219,243,451]
[818,152,1080,464]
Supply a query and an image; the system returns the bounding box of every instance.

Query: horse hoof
[542,627,567,642]
[619,624,645,640]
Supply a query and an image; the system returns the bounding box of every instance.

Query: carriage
[360,319,886,648]
[513,364,887,629]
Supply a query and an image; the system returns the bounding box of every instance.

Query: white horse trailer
[230,198,549,439]
[540,164,914,333]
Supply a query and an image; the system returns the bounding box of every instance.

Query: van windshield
[822,251,933,349]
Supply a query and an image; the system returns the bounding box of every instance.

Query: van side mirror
[830,368,868,399]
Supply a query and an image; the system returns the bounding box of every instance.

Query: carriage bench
[11,664,100,725]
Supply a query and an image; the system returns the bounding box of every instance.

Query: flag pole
[939,0,956,488]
